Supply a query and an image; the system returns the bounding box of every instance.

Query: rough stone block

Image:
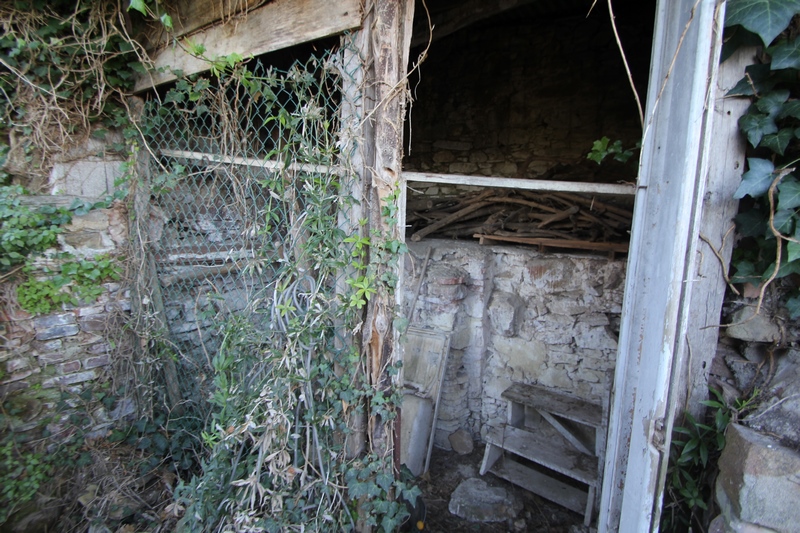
[43,370,97,388]
[448,429,475,455]
[34,313,76,329]
[716,424,800,532]
[51,158,122,198]
[746,348,800,448]
[488,291,524,337]
[79,315,108,333]
[726,309,782,343]
[448,478,521,522]
[491,336,547,381]
[574,322,618,351]
[1,368,38,384]
[6,358,31,373]
[546,294,586,316]
[35,324,80,341]
[449,162,478,174]
[521,315,575,345]
[0,381,30,395]
[57,361,81,374]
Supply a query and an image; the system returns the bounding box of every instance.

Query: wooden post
[357,0,415,459]
[678,46,753,419]
[128,97,183,416]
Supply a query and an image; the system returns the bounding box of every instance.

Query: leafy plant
[16,254,120,314]
[587,136,639,165]
[724,1,800,317]
[0,439,50,524]
[0,185,72,268]
[662,387,761,532]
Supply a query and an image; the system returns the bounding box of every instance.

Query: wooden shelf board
[485,425,597,484]
[501,383,603,427]
[489,457,588,515]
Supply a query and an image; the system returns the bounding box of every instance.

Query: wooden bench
[480,383,608,526]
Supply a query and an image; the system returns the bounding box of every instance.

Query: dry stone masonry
[0,205,131,441]
[402,239,625,449]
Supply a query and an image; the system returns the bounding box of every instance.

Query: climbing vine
[724,0,800,318]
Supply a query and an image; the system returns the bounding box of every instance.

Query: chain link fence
[138,38,362,415]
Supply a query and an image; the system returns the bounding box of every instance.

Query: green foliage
[0,439,50,524]
[0,185,71,268]
[725,0,800,46]
[16,254,120,314]
[662,389,760,532]
[725,2,800,317]
[586,136,638,165]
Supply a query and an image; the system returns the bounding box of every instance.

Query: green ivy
[16,254,120,314]
[0,185,71,269]
[724,0,800,317]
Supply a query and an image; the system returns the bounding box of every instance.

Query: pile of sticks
[407,189,632,255]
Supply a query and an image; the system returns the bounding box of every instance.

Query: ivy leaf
[769,37,800,69]
[127,0,147,15]
[756,90,790,117]
[778,100,800,119]
[721,26,763,63]
[785,293,800,318]
[734,158,775,199]
[731,259,761,284]
[778,175,800,210]
[725,0,800,46]
[160,13,173,31]
[760,128,794,154]
[769,257,800,278]
[739,112,777,146]
[787,240,800,263]
[772,208,795,234]
[727,64,777,96]
[735,208,769,237]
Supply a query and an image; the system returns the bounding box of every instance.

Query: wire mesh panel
[140,46,356,408]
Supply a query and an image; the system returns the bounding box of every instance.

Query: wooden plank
[144,0,268,43]
[599,1,724,531]
[501,383,603,427]
[484,425,597,484]
[403,171,636,196]
[160,149,340,175]
[473,234,630,253]
[678,46,753,419]
[539,411,594,456]
[134,0,362,91]
[489,457,588,515]
[480,443,503,475]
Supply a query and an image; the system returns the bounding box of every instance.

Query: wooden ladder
[479,382,608,527]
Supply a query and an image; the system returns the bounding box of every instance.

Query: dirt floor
[417,445,585,533]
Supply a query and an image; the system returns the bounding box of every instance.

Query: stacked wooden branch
[407,189,633,255]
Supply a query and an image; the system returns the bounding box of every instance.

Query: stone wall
[0,202,132,442]
[402,239,625,449]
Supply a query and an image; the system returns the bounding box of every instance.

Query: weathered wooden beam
[403,171,636,196]
[160,149,340,175]
[140,0,268,49]
[362,0,415,459]
[134,0,362,91]
[598,1,724,531]
[678,47,753,419]
[410,0,538,48]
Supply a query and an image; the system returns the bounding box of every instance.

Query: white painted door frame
[598,0,726,531]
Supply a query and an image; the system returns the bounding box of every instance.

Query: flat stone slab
[448,478,522,522]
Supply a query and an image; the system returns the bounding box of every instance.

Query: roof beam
[134,0,361,92]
